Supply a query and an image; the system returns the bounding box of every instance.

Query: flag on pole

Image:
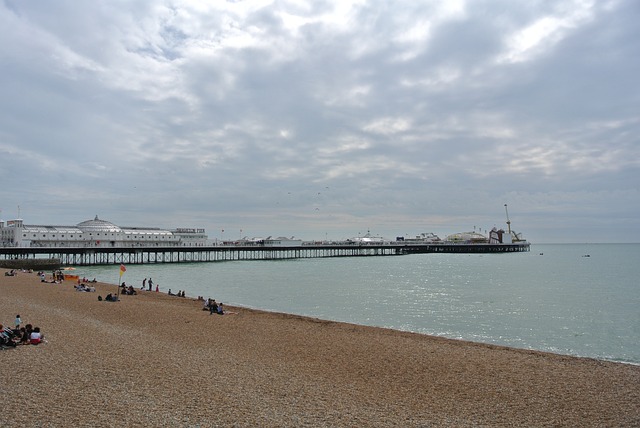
[119,264,126,277]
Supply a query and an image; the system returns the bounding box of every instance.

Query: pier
[0,242,530,267]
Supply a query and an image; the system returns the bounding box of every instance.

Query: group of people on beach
[0,315,45,348]
[167,289,187,297]
[38,270,79,284]
[74,283,96,292]
[46,270,66,282]
[202,298,225,315]
[101,293,118,302]
[96,283,136,302]
[141,278,159,292]
[120,282,137,295]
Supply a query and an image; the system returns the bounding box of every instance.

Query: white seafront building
[0,216,208,248]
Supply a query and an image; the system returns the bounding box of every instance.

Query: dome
[445,231,488,243]
[77,215,122,233]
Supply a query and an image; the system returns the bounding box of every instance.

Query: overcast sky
[1,0,638,243]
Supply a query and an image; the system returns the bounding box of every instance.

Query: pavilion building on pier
[0,216,208,248]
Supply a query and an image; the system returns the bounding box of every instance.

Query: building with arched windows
[0,216,207,248]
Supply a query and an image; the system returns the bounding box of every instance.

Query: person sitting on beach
[217,303,224,315]
[29,327,44,345]
[20,324,33,345]
[209,300,218,315]
[104,293,117,302]
[168,289,174,296]
[17,327,27,345]
[1,324,19,348]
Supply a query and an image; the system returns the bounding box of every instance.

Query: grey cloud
[0,0,638,243]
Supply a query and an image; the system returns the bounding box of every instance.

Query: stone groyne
[0,258,61,271]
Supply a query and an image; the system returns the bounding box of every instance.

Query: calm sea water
[77,244,640,364]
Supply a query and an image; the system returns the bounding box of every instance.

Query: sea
[76,243,640,365]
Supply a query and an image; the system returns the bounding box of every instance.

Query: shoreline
[2,268,639,426]
[95,273,639,367]
[209,302,640,367]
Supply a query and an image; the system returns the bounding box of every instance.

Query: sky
[1,0,638,244]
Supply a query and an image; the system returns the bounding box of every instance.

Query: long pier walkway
[0,242,530,267]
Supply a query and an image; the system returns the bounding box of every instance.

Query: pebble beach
[1,268,639,427]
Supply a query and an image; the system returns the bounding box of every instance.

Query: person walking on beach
[148,278,153,291]
[142,278,147,290]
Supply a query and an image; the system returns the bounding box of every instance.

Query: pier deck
[0,242,530,267]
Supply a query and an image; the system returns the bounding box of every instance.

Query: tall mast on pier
[504,204,511,235]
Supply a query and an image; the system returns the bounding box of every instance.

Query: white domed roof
[77,215,122,233]
[446,231,488,243]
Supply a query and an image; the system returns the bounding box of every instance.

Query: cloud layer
[1,0,638,243]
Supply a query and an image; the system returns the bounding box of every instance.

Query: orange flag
[119,264,126,277]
